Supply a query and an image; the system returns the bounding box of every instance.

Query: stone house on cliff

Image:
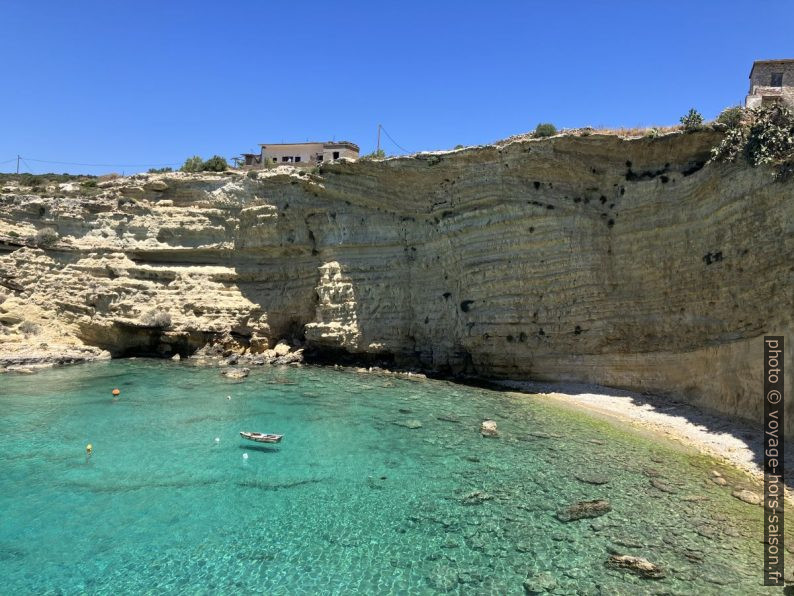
[240,141,359,168]
[745,59,794,108]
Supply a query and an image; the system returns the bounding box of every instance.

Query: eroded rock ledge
[1,130,791,434]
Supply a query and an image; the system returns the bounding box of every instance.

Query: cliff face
[1,130,792,434]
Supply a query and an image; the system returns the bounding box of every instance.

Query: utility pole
[16,155,20,174]
[377,124,381,154]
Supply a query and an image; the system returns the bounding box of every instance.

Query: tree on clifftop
[180,156,204,172]
[201,155,228,172]
[179,155,228,172]
[534,123,557,138]
[360,149,386,160]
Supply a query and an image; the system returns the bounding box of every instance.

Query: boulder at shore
[221,367,250,379]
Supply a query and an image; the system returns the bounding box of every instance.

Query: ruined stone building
[241,141,359,168]
[745,59,794,108]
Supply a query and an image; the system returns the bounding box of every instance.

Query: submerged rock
[392,419,422,429]
[575,473,610,485]
[427,565,457,591]
[523,571,557,594]
[684,549,705,563]
[480,419,499,437]
[461,490,493,505]
[650,478,677,493]
[680,494,709,502]
[589,519,617,532]
[612,536,645,549]
[695,523,719,539]
[731,489,762,506]
[605,554,665,579]
[437,413,461,423]
[556,499,611,522]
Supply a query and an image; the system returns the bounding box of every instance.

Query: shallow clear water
[0,360,776,594]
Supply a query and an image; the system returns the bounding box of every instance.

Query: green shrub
[148,167,173,174]
[81,179,97,188]
[180,156,204,172]
[744,104,794,167]
[710,126,747,162]
[201,155,228,172]
[680,108,704,132]
[710,104,794,177]
[33,227,58,245]
[360,149,386,160]
[534,123,557,138]
[716,106,745,129]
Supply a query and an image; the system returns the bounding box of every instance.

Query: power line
[379,125,411,154]
[20,157,181,168]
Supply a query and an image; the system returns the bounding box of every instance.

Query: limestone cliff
[1,130,791,434]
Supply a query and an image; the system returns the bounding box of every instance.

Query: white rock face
[0,135,792,437]
[273,341,291,357]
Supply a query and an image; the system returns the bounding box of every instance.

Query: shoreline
[496,378,793,500]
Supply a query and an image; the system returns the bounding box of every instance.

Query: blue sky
[1,1,792,175]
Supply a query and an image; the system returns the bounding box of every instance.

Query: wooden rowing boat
[240,431,283,444]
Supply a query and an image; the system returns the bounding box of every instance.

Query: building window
[333,151,340,160]
[282,156,292,163]
[272,157,277,163]
[317,155,323,162]
[294,156,301,163]
[771,72,783,87]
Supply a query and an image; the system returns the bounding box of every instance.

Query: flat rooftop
[259,141,360,151]
[750,59,794,78]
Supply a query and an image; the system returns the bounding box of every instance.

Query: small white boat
[240,431,283,444]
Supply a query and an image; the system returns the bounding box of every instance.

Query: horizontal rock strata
[1,130,791,434]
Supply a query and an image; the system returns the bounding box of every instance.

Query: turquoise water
[0,360,776,594]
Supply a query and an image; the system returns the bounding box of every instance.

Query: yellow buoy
[112,388,120,396]
[86,444,93,458]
